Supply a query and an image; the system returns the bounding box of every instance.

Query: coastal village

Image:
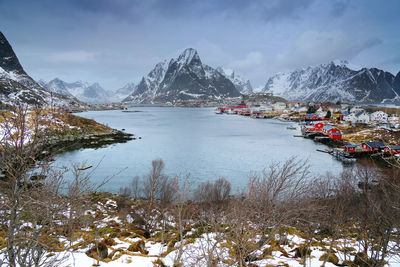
[215,99,400,163]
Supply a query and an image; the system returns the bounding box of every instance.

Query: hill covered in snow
[263,60,400,104]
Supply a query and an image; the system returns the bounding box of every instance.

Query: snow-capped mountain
[41,79,112,104]
[0,31,74,106]
[115,82,136,96]
[106,82,137,102]
[41,78,74,97]
[216,67,253,94]
[263,60,400,104]
[123,48,240,103]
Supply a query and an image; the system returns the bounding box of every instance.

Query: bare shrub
[245,157,310,247]
[194,177,231,207]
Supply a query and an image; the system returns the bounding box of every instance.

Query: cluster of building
[216,101,400,159]
[343,141,400,156]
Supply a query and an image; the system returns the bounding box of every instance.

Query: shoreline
[40,129,135,159]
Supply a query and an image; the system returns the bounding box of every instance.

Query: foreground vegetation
[1,107,400,266]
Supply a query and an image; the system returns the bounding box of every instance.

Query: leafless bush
[194,177,231,207]
[245,157,310,247]
[0,106,68,267]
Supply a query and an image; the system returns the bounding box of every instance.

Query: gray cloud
[330,0,351,17]
[276,30,382,70]
[261,0,316,21]
[0,0,399,89]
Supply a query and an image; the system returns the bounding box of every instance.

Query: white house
[343,112,357,123]
[388,115,400,124]
[354,111,370,124]
[272,102,286,111]
[297,106,308,113]
[343,111,370,124]
[370,111,388,123]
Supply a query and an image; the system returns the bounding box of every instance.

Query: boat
[78,165,92,171]
[214,107,223,114]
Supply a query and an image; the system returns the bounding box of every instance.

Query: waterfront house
[384,145,400,155]
[344,144,357,152]
[321,125,342,139]
[361,141,385,152]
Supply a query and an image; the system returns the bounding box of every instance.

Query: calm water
[54,107,343,193]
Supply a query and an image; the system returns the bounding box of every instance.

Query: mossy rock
[102,237,116,246]
[86,242,108,260]
[319,252,339,265]
[128,240,147,254]
[127,224,150,238]
[292,245,311,258]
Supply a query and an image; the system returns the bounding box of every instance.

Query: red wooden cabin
[361,141,385,152]
[384,145,400,155]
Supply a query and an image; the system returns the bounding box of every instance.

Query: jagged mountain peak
[123,48,240,103]
[176,48,201,66]
[216,67,253,94]
[0,31,26,75]
[263,61,400,104]
[41,78,112,104]
[1,32,78,106]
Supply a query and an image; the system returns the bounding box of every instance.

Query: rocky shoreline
[41,130,135,158]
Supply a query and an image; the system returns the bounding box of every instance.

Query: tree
[325,110,332,119]
[245,158,310,248]
[0,106,68,267]
[306,105,317,114]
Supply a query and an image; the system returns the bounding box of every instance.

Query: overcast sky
[1,0,399,90]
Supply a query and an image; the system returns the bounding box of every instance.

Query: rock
[128,240,147,254]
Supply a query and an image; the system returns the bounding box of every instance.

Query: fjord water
[54,107,343,193]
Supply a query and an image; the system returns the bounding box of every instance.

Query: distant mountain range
[0,31,75,106]
[39,78,127,104]
[3,28,399,106]
[263,60,400,104]
[216,67,253,95]
[123,48,241,103]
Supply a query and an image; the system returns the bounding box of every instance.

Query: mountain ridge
[0,32,75,106]
[263,61,400,104]
[123,48,241,103]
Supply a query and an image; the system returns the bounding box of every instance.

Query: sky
[1,0,399,90]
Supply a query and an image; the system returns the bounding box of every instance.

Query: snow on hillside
[216,67,253,94]
[263,61,400,104]
[123,49,240,103]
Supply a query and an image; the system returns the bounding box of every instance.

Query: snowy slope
[123,48,240,103]
[42,79,112,104]
[216,67,253,94]
[123,60,168,103]
[263,61,400,104]
[112,82,136,101]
